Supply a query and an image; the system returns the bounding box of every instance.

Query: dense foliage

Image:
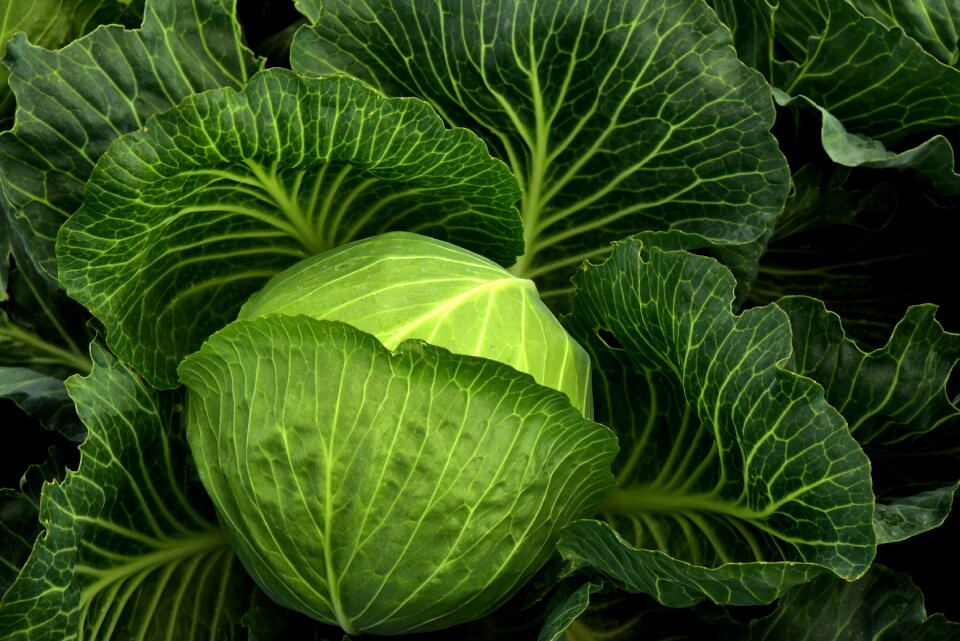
[1,0,957,639]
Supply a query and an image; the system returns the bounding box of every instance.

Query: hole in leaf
[596,328,623,350]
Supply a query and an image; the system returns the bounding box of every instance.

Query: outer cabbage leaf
[845,0,959,66]
[178,316,617,635]
[0,448,67,593]
[558,240,875,606]
[0,0,261,281]
[772,91,960,198]
[750,160,958,347]
[708,0,778,76]
[0,232,91,379]
[776,296,960,544]
[774,0,960,143]
[57,68,522,389]
[0,0,144,117]
[0,368,84,441]
[735,565,960,640]
[291,0,789,300]
[0,342,255,640]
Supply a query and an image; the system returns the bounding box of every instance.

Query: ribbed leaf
[291,0,789,299]
[559,240,875,606]
[777,296,960,544]
[0,0,144,117]
[57,68,523,389]
[737,565,960,640]
[0,342,254,640]
[179,316,617,635]
[775,0,960,143]
[847,0,959,66]
[0,0,261,281]
[777,298,960,447]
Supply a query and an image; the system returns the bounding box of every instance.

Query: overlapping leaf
[845,0,959,66]
[0,342,255,640]
[735,565,960,640]
[777,296,960,543]
[558,239,875,606]
[0,0,145,117]
[291,0,789,299]
[0,0,261,281]
[179,316,616,635]
[775,0,960,142]
[768,0,960,201]
[58,68,523,389]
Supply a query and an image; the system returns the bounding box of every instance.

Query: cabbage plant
[1,0,958,639]
[180,233,614,634]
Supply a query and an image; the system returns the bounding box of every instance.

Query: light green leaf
[559,240,875,606]
[58,68,523,389]
[0,342,254,640]
[238,232,590,416]
[0,0,261,282]
[737,565,960,640]
[0,0,144,118]
[291,0,790,299]
[179,316,617,635]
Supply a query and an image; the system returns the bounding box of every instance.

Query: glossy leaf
[0,0,144,117]
[0,0,261,281]
[559,239,875,606]
[291,0,789,298]
[0,342,254,640]
[57,68,522,389]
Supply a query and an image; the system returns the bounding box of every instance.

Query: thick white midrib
[383,276,534,349]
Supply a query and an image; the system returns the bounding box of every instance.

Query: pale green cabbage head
[179,232,616,635]
[239,231,593,418]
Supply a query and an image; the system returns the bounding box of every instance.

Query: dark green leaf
[560,240,875,606]
[0,234,91,379]
[0,368,84,441]
[847,0,960,66]
[58,68,523,389]
[0,0,145,118]
[775,0,960,143]
[737,565,960,640]
[0,448,67,593]
[291,0,790,299]
[536,581,602,641]
[777,297,960,447]
[0,342,255,640]
[0,0,261,282]
[873,483,958,545]
[708,0,778,77]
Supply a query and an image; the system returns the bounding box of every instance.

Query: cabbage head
[178,233,617,635]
